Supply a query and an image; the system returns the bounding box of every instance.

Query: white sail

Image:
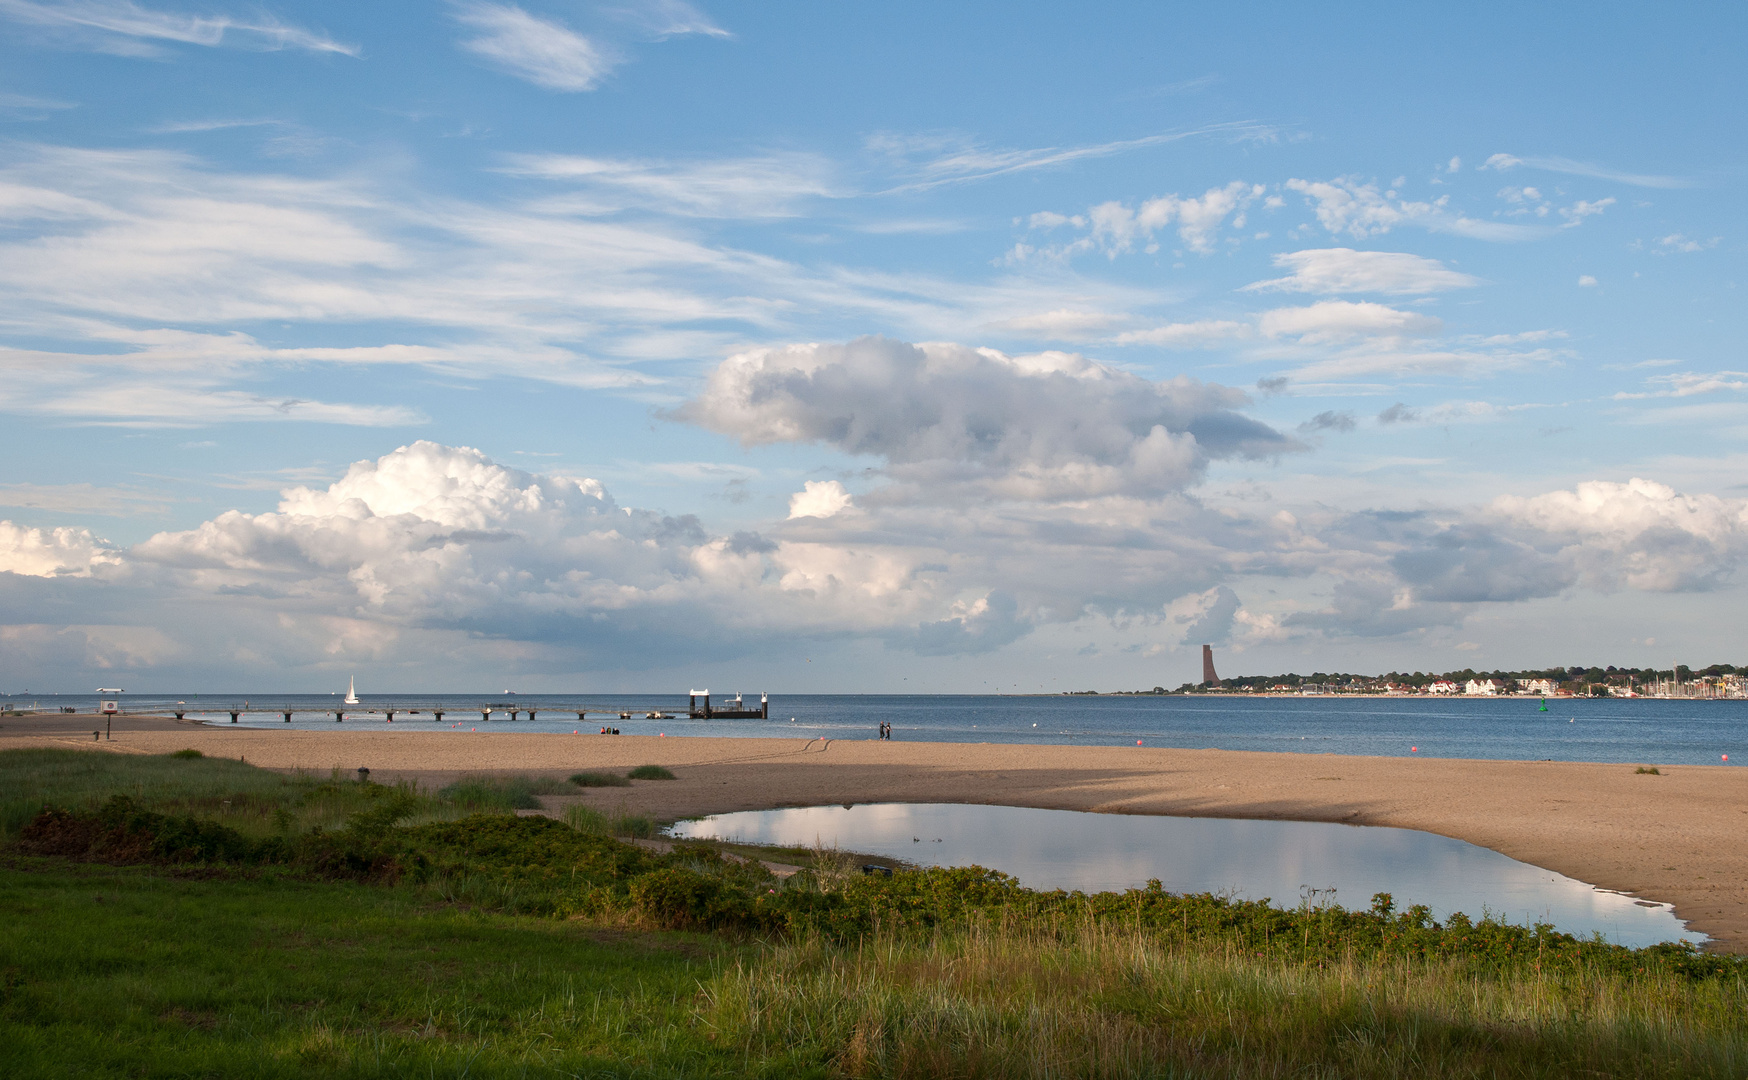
[344,676,359,705]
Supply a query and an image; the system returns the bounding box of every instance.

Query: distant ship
[344,677,360,705]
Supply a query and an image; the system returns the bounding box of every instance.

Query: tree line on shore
[1126,662,1745,696]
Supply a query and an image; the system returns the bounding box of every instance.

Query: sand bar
[6,713,1747,952]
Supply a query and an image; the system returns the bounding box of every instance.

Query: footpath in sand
[7,713,1747,953]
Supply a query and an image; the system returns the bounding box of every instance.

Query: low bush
[437,775,577,809]
[628,764,676,780]
[170,748,203,759]
[9,754,1744,987]
[569,770,631,787]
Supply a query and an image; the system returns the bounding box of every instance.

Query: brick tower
[1201,644,1220,687]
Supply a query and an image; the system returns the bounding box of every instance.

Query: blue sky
[0,0,1743,692]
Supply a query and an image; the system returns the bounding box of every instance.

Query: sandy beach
[8,713,1747,952]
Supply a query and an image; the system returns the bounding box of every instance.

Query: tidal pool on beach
[667,802,1702,949]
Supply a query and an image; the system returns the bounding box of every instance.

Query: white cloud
[609,0,729,39]
[502,151,839,218]
[0,520,120,577]
[0,0,355,56]
[677,336,1296,502]
[0,91,76,118]
[0,482,177,516]
[1481,153,1690,189]
[1558,197,1614,228]
[1165,584,1241,645]
[1079,181,1265,256]
[454,4,616,91]
[1286,177,1541,242]
[1578,275,1598,287]
[1614,370,1748,400]
[0,143,1199,427]
[787,480,853,520]
[984,309,1127,339]
[1111,320,1248,348]
[1492,479,1748,592]
[1242,248,1481,295]
[1027,211,1079,230]
[9,441,1744,677]
[1655,233,1719,254]
[1260,300,1441,344]
[871,123,1275,194]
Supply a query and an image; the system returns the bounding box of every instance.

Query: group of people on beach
[877,722,894,740]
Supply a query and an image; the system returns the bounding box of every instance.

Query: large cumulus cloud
[1279,480,1748,639]
[4,340,1746,685]
[677,336,1296,503]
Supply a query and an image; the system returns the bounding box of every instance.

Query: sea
[14,691,1747,766]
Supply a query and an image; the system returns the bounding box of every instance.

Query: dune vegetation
[2,747,1745,1078]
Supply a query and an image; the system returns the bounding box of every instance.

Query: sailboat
[344,676,360,705]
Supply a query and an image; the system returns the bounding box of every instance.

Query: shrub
[630,866,724,928]
[569,771,631,788]
[170,749,203,760]
[627,765,676,781]
[438,777,542,810]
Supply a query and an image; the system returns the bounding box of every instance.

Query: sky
[0,0,1744,693]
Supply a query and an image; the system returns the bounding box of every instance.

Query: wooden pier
[161,694,772,724]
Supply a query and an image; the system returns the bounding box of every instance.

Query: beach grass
[0,747,426,841]
[563,802,658,838]
[569,769,633,787]
[4,862,1746,1079]
[707,925,1748,1078]
[628,764,677,780]
[435,774,579,809]
[7,746,1748,1077]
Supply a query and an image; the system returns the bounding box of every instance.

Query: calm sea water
[16,691,1745,765]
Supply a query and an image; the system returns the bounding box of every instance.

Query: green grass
[563,803,658,839]
[706,925,1748,1078]
[569,770,633,787]
[5,863,1747,1079]
[628,765,677,781]
[436,774,576,809]
[8,747,1748,1077]
[0,862,769,1079]
[0,748,428,841]
[1637,766,1663,775]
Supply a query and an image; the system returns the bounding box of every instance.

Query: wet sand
[7,714,1746,952]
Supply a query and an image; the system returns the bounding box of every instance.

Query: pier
[157,694,773,724]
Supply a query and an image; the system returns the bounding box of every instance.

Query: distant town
[1085,662,1748,699]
